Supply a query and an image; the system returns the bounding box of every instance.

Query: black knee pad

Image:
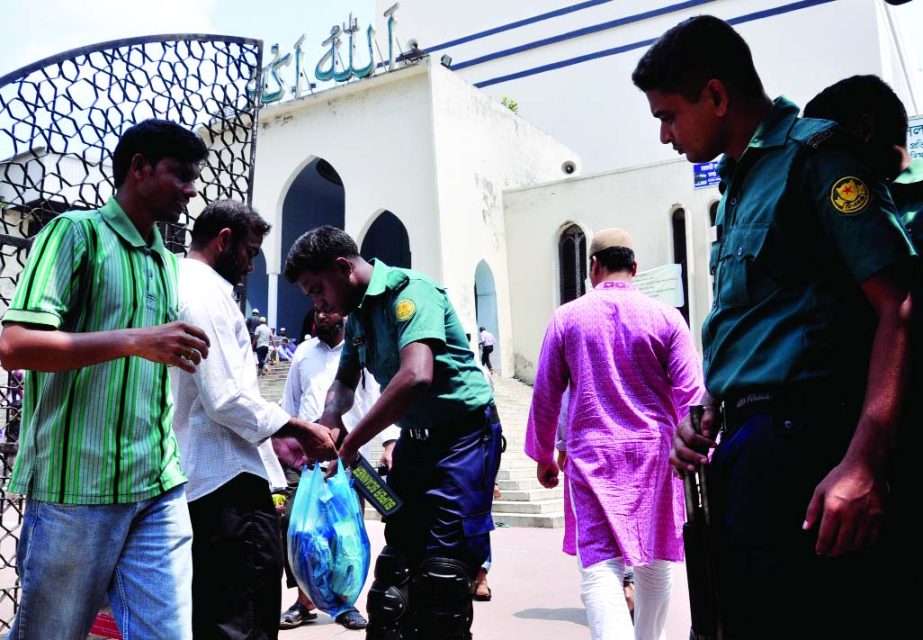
[366,546,412,638]
[411,557,474,639]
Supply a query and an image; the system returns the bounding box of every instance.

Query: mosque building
[244,0,921,381]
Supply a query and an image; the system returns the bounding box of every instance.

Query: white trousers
[578,557,672,640]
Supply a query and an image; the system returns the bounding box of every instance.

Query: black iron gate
[0,34,264,630]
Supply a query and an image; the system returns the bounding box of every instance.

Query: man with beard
[170,200,338,640]
[278,307,400,631]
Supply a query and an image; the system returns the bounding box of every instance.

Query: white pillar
[267,273,279,330]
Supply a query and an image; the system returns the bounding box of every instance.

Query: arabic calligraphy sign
[251,3,410,105]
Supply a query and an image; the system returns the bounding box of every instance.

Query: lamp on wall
[397,39,425,64]
[440,54,453,68]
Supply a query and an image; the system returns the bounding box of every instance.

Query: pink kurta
[525,281,703,568]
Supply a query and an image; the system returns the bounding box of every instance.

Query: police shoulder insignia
[806,127,836,149]
[395,299,415,321]
[830,176,870,215]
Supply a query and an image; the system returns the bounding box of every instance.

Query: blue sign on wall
[693,161,721,189]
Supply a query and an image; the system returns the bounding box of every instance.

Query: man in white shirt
[279,307,400,631]
[254,316,274,374]
[171,200,337,640]
[478,326,497,373]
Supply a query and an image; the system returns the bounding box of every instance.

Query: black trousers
[480,345,493,370]
[710,399,915,639]
[384,405,502,574]
[188,473,283,640]
[280,465,301,590]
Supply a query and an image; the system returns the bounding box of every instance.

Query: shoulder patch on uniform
[830,176,870,215]
[806,127,837,149]
[395,298,415,322]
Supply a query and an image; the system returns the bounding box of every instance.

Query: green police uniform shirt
[703,97,915,401]
[891,157,923,252]
[341,260,493,429]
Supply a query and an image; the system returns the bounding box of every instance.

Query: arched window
[709,201,719,228]
[672,209,690,324]
[360,211,411,268]
[558,224,586,305]
[278,156,345,339]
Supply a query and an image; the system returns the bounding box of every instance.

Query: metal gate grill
[0,34,264,630]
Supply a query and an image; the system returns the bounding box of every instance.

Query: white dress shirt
[281,337,400,459]
[171,258,290,502]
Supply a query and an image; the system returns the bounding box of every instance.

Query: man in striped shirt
[0,119,211,640]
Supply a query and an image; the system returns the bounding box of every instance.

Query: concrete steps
[366,376,566,528]
[498,486,563,502]
[265,363,564,529]
[490,376,564,529]
[496,466,537,481]
[257,361,292,403]
[493,498,563,515]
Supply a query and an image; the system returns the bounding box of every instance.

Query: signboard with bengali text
[634,263,684,308]
[693,161,721,189]
[909,116,923,162]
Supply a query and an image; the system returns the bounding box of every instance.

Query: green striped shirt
[3,197,187,504]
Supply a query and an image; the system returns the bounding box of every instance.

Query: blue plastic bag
[287,462,371,617]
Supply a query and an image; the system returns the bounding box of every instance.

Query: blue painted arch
[276,157,345,337]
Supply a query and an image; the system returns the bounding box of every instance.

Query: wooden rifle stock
[682,404,724,640]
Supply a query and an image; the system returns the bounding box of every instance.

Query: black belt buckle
[721,390,778,434]
[732,390,775,413]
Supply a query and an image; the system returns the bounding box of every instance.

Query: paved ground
[281,521,692,640]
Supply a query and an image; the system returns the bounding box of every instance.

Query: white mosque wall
[250,59,579,370]
[378,0,919,174]
[428,63,579,376]
[251,63,441,329]
[504,158,718,383]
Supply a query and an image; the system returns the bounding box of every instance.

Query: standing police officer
[803,75,922,251]
[283,226,502,640]
[633,16,916,639]
[804,75,923,602]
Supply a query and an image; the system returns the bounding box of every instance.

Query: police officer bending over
[634,16,916,639]
[284,226,502,640]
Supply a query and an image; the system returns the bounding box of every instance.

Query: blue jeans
[8,484,193,640]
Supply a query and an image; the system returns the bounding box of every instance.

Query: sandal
[472,568,493,601]
[335,608,368,630]
[473,586,492,602]
[279,602,317,630]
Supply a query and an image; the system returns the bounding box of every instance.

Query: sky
[0,0,377,78]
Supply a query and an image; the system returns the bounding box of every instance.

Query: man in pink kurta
[525,228,703,640]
